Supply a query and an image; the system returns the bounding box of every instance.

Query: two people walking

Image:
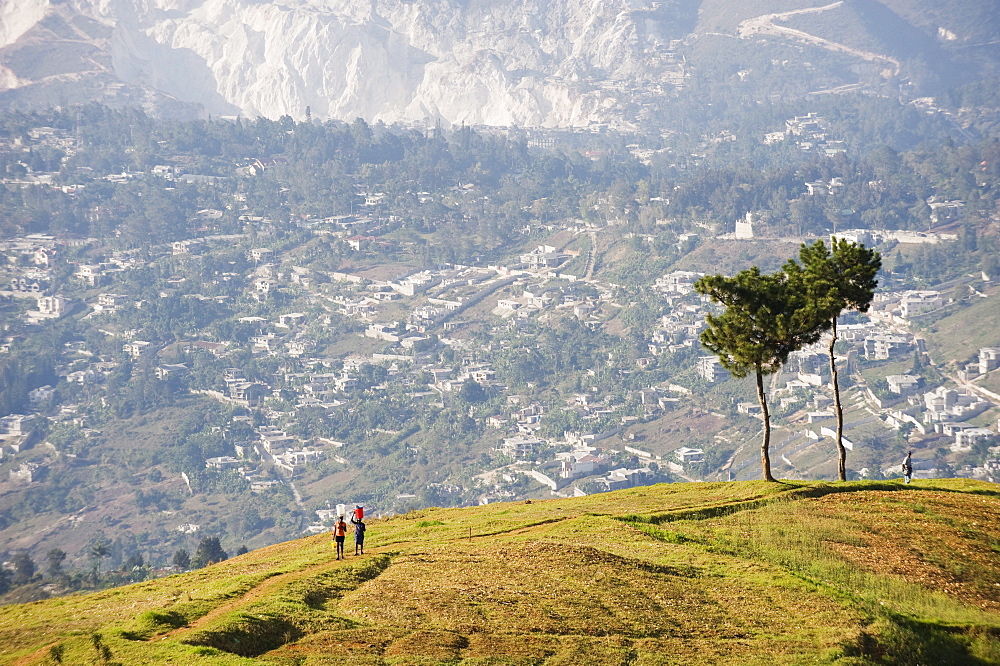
[333,506,366,560]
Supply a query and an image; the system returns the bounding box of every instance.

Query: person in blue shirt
[351,513,366,555]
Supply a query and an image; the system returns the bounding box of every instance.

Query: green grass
[2,480,999,665]
[922,291,1000,367]
[978,371,1000,395]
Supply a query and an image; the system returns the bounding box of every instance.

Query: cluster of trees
[0,106,650,255]
[0,350,56,416]
[172,536,237,571]
[0,535,242,602]
[3,104,997,270]
[696,238,881,481]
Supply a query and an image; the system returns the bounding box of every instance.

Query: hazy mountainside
[1,102,999,600]
[2,479,999,664]
[694,0,1000,41]
[0,0,996,126]
[0,0,695,126]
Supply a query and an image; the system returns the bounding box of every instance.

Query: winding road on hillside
[738,1,900,77]
[584,231,598,280]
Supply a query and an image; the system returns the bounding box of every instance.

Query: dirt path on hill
[287,478,306,509]
[155,520,561,646]
[737,1,900,76]
[12,642,59,666]
[12,554,381,664]
[158,557,348,641]
[584,231,598,279]
[721,442,746,480]
[809,83,863,95]
[154,518,568,645]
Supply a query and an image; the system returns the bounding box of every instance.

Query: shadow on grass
[620,479,1000,525]
[179,555,392,658]
[119,609,188,641]
[841,613,1000,665]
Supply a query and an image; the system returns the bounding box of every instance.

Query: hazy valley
[0,1,998,662]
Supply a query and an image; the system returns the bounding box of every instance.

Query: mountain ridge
[1,0,994,126]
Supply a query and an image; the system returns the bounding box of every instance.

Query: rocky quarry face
[0,0,687,127]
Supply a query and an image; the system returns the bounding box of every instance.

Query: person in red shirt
[333,516,348,560]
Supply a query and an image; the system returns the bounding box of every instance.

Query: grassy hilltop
[2,480,999,665]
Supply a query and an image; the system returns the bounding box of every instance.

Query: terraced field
[2,479,999,665]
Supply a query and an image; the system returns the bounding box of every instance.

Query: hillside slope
[0,0,691,126]
[2,479,999,664]
[2,0,997,124]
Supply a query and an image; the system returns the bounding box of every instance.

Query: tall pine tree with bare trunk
[785,239,881,481]
[696,268,821,482]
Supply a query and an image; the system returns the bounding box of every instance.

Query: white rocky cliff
[0,0,683,127]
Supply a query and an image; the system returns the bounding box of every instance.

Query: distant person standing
[351,513,366,555]
[902,450,913,484]
[333,516,348,560]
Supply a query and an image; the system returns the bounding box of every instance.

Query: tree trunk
[756,366,775,482]
[829,318,847,482]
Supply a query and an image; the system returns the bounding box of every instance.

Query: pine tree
[191,537,228,569]
[46,548,66,578]
[88,541,111,586]
[11,551,35,585]
[696,268,820,481]
[172,548,191,570]
[787,239,881,481]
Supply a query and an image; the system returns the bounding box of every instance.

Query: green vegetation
[922,294,1000,370]
[696,239,882,483]
[786,239,882,481]
[1,85,1000,608]
[695,268,821,481]
[1,480,998,664]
